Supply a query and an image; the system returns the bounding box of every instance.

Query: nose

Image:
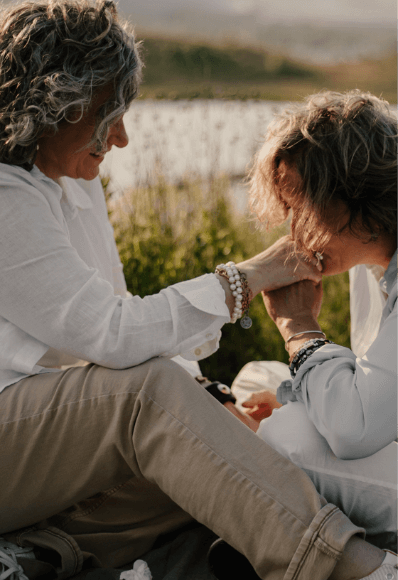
[107,117,129,149]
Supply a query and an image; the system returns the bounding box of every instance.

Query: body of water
[101,99,288,211]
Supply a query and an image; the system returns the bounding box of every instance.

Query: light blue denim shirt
[277,250,397,460]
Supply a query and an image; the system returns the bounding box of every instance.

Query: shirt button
[194,348,202,356]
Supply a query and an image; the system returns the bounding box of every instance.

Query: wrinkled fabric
[0,164,229,392]
[119,560,151,580]
[276,253,397,459]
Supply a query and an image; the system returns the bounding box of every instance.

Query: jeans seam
[16,526,81,576]
[43,528,81,576]
[289,506,343,580]
[55,481,132,527]
[0,391,141,427]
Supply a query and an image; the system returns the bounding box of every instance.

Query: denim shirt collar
[379,249,398,297]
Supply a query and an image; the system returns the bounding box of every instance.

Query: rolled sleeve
[291,317,397,459]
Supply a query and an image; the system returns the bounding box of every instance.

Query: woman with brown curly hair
[0,1,393,579]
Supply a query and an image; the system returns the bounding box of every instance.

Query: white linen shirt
[277,251,397,460]
[0,163,230,393]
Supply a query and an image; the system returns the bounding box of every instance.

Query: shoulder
[0,162,62,199]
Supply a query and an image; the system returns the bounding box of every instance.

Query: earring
[315,252,323,268]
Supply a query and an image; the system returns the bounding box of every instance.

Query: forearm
[275,316,324,359]
[292,340,397,458]
[236,238,322,298]
[216,238,322,321]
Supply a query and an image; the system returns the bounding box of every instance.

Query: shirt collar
[56,176,93,211]
[32,165,93,212]
[379,249,398,297]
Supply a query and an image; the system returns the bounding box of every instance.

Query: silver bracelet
[285,330,326,351]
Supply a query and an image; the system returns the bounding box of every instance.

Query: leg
[257,401,398,551]
[0,359,364,579]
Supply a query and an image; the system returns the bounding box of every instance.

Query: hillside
[136,36,397,103]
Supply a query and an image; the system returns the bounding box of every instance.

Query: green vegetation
[141,38,317,84]
[137,36,397,103]
[106,175,350,386]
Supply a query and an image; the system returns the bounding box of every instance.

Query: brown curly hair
[249,90,397,255]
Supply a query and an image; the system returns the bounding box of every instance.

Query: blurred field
[137,37,397,103]
[106,175,350,386]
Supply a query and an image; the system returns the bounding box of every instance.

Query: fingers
[223,401,260,432]
[245,404,272,421]
[242,394,258,407]
[242,391,271,407]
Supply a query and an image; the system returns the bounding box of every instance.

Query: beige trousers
[0,359,364,579]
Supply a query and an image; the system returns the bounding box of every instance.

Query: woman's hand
[236,236,322,298]
[262,280,324,354]
[223,401,260,432]
[241,390,282,421]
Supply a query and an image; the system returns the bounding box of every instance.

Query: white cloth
[0,164,230,393]
[120,560,152,580]
[349,264,387,358]
[232,360,291,413]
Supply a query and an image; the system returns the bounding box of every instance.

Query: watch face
[240,316,252,329]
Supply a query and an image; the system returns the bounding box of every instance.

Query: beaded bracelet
[289,338,335,379]
[215,261,253,328]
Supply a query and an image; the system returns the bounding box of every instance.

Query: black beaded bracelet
[289,338,335,379]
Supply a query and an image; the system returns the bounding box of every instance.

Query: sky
[2,0,395,63]
[116,0,396,27]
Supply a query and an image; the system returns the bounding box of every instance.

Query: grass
[136,36,397,104]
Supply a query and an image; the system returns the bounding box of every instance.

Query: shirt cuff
[276,379,297,405]
[171,273,230,318]
[291,343,356,397]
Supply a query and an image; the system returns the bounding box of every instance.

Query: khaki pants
[0,359,364,579]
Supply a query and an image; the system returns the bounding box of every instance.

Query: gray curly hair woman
[0,0,142,170]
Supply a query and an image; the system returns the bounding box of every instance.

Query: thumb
[242,399,254,408]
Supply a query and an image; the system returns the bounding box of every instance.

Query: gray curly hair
[249,90,397,255]
[0,0,143,170]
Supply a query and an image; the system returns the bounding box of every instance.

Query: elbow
[332,446,360,460]
[86,348,147,370]
[94,355,144,370]
[329,435,375,460]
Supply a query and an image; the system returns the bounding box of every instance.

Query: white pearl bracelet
[215,261,243,323]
